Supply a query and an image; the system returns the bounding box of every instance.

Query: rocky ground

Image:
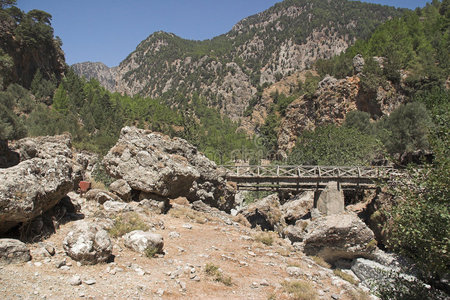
[0,192,373,300]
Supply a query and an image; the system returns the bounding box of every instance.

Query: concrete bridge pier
[314,181,345,215]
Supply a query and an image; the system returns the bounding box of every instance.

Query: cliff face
[0,8,66,88]
[277,74,407,153]
[73,0,403,120]
[71,62,118,92]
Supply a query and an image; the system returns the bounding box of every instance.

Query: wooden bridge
[220,165,399,191]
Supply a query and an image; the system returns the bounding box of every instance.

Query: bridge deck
[221,165,398,191]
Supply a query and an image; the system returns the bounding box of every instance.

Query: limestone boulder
[302,213,376,264]
[103,127,235,211]
[63,221,113,265]
[241,194,286,232]
[109,179,132,202]
[123,230,164,254]
[9,133,73,161]
[103,201,132,213]
[281,191,314,224]
[0,156,73,233]
[0,239,31,264]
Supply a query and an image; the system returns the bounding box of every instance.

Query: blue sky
[16,0,431,67]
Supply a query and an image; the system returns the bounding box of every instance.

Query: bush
[108,213,149,238]
[378,102,432,156]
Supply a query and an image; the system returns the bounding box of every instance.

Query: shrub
[254,232,275,246]
[108,212,149,238]
[204,263,233,286]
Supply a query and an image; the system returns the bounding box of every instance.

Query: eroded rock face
[123,230,164,254]
[63,221,112,265]
[103,127,235,211]
[241,194,286,232]
[302,213,376,264]
[0,239,31,264]
[0,156,73,233]
[278,74,406,152]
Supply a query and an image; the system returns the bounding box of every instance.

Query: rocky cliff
[73,0,403,120]
[71,62,117,92]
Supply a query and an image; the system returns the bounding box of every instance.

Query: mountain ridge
[72,0,404,120]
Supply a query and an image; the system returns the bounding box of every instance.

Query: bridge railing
[220,165,397,179]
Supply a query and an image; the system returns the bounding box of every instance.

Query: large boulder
[302,213,377,264]
[10,133,73,161]
[241,194,286,232]
[0,239,31,264]
[281,191,314,224]
[63,221,113,265]
[123,230,164,254]
[0,156,73,233]
[103,127,235,211]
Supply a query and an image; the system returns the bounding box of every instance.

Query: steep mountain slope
[71,62,117,92]
[73,0,403,120]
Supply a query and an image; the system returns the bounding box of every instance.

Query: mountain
[71,62,117,92]
[73,0,403,120]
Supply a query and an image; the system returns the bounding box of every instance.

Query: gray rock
[0,239,31,264]
[85,189,122,204]
[68,275,82,286]
[138,196,170,214]
[241,194,286,232]
[103,127,235,211]
[0,156,73,233]
[353,54,365,73]
[168,232,180,239]
[315,182,344,216]
[283,223,307,243]
[63,221,113,265]
[351,258,419,288]
[123,230,164,254]
[103,200,131,213]
[286,266,304,277]
[109,179,132,202]
[302,213,376,264]
[10,134,73,161]
[281,191,314,223]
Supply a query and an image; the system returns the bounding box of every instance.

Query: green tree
[378,102,432,155]
[288,124,383,166]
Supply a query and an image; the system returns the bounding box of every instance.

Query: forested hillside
[74,0,403,120]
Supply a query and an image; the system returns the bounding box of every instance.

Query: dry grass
[311,256,331,269]
[346,289,372,300]
[168,206,210,224]
[281,280,318,300]
[90,180,106,190]
[254,232,276,246]
[108,212,150,238]
[333,269,359,285]
[204,263,233,286]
